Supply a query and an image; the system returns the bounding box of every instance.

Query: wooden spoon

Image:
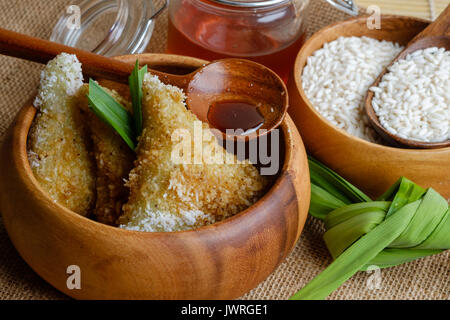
[0,28,287,140]
[364,5,450,149]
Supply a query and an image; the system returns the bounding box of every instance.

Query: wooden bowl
[288,15,450,199]
[0,54,310,299]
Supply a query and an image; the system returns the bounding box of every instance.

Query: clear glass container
[51,0,167,56]
[167,0,310,81]
[167,0,356,82]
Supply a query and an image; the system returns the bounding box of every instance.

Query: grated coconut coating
[76,84,135,225]
[28,53,95,216]
[120,74,269,232]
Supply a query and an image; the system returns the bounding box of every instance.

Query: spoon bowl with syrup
[0,29,288,141]
[186,58,288,140]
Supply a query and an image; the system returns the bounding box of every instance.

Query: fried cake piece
[28,53,95,216]
[120,74,269,232]
[76,84,135,225]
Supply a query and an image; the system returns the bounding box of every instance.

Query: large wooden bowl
[0,54,310,299]
[288,15,450,199]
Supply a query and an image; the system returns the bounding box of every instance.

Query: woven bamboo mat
[0,0,448,300]
[356,0,449,20]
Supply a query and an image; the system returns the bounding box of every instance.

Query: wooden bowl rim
[15,53,299,237]
[292,14,450,154]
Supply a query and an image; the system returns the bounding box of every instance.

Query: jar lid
[210,0,290,8]
[50,0,167,56]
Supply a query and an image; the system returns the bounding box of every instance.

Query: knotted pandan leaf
[295,160,449,300]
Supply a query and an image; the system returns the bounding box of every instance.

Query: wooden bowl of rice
[288,15,450,199]
[0,54,310,299]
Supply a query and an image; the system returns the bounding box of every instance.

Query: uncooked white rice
[302,36,404,143]
[370,47,449,143]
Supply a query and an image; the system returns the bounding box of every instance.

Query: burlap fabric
[0,0,448,300]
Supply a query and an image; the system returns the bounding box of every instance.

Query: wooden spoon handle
[0,28,190,88]
[410,4,450,43]
[0,28,135,83]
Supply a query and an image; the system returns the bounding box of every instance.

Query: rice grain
[302,36,404,143]
[370,47,449,143]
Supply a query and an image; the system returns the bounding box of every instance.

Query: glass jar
[167,0,357,82]
[167,0,310,82]
[51,0,167,56]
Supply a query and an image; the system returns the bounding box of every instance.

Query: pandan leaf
[87,79,136,150]
[129,60,147,136]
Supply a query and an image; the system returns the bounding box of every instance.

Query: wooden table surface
[356,0,449,20]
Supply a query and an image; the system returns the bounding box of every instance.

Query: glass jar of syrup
[167,0,311,82]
